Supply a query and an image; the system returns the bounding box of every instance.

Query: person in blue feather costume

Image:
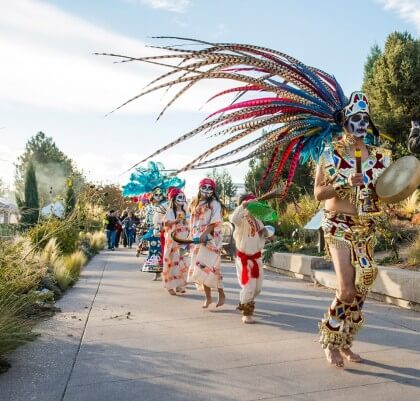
[123,161,185,280]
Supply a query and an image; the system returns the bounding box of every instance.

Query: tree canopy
[15,132,84,204]
[363,32,420,156]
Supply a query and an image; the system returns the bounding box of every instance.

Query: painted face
[200,184,214,199]
[175,193,186,205]
[152,187,163,202]
[346,112,369,138]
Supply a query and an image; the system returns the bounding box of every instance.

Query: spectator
[122,211,136,248]
[114,211,123,248]
[104,210,118,250]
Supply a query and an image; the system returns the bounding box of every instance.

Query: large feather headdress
[99,37,355,195]
[122,161,185,197]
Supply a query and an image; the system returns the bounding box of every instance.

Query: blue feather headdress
[122,161,185,197]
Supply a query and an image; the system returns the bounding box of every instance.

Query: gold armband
[333,181,351,199]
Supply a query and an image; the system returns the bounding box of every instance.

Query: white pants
[235,257,263,304]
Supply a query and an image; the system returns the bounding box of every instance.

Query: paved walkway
[1,248,419,401]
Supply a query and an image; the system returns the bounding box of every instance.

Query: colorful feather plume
[98,37,348,192]
[122,161,185,197]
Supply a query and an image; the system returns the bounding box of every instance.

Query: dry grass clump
[52,258,73,291]
[86,231,106,252]
[64,250,87,280]
[407,232,420,268]
[399,190,419,219]
[0,239,46,369]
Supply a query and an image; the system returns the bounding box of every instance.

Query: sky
[0,0,419,197]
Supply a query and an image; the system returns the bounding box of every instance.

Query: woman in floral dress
[188,178,226,308]
[162,188,189,295]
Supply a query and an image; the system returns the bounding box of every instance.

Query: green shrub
[27,218,79,255]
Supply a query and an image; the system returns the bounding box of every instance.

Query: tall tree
[363,44,382,83]
[15,132,84,204]
[18,162,39,227]
[363,32,420,157]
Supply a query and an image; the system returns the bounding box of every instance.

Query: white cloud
[125,0,190,13]
[377,0,420,33]
[0,0,227,114]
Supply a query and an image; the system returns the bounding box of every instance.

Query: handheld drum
[375,156,420,204]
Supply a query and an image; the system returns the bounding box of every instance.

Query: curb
[264,252,420,311]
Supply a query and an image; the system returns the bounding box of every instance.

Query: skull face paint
[175,193,186,205]
[152,187,164,203]
[200,184,214,199]
[346,112,369,138]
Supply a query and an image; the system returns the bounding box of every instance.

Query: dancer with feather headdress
[123,161,185,280]
[100,38,392,366]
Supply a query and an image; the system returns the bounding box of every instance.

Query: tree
[18,162,39,227]
[363,44,381,83]
[363,32,420,157]
[244,154,314,204]
[207,168,237,209]
[86,183,133,212]
[15,132,84,204]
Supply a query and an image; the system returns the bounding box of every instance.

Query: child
[230,194,274,323]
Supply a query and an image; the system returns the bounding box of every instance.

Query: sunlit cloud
[377,0,420,33]
[123,0,190,13]
[0,0,227,115]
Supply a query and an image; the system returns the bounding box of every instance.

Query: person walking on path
[230,193,274,324]
[122,211,136,248]
[114,211,123,248]
[188,178,226,308]
[104,210,118,250]
[162,188,189,295]
[314,92,391,367]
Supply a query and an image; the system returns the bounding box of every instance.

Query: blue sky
[0,0,419,196]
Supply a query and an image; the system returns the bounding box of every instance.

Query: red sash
[236,250,262,285]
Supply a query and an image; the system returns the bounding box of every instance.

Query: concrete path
[1,248,419,401]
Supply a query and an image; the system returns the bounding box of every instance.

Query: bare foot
[168,289,176,296]
[242,316,255,324]
[202,297,212,308]
[216,290,225,308]
[340,348,362,363]
[324,348,344,367]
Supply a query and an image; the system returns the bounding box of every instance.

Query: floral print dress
[188,199,223,289]
[162,207,189,290]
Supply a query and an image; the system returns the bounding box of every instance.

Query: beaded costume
[318,140,391,350]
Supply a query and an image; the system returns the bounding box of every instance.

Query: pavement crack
[60,259,108,401]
